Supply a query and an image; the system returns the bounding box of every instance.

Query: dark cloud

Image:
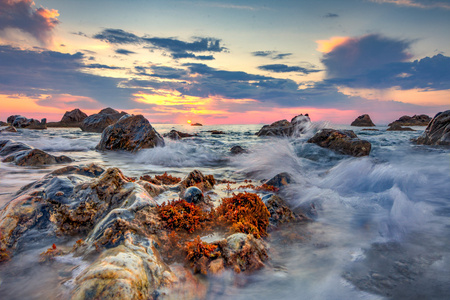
[258,64,321,74]
[171,52,215,60]
[93,28,141,44]
[321,34,412,78]
[251,51,292,60]
[134,65,188,79]
[85,64,123,70]
[324,13,339,18]
[115,48,136,55]
[0,0,60,45]
[144,37,224,53]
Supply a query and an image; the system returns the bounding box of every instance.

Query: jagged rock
[386,124,415,131]
[179,170,215,192]
[0,126,17,133]
[182,186,204,204]
[389,114,431,127]
[308,129,371,157]
[47,108,88,127]
[163,130,196,140]
[264,172,293,188]
[96,114,164,152]
[415,110,450,145]
[8,115,47,129]
[2,148,73,166]
[262,194,308,229]
[80,107,127,133]
[351,114,375,127]
[256,114,311,137]
[0,121,8,126]
[230,145,248,155]
[7,115,20,124]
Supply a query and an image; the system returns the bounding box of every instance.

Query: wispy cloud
[115,48,136,55]
[251,51,292,60]
[370,0,450,9]
[258,64,321,74]
[323,13,339,18]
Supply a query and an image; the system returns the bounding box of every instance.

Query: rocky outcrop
[415,110,450,145]
[0,121,7,126]
[262,194,308,229]
[386,124,415,131]
[163,130,196,140]
[179,170,215,192]
[7,115,20,124]
[256,114,311,137]
[7,115,47,129]
[0,126,17,133]
[230,145,248,155]
[190,123,202,126]
[351,114,375,127]
[96,114,164,152]
[389,114,431,127]
[47,108,88,128]
[209,130,225,135]
[264,172,293,188]
[308,129,371,157]
[80,107,127,133]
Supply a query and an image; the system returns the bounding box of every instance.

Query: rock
[386,124,415,131]
[179,170,215,192]
[351,114,375,127]
[0,121,8,126]
[0,140,32,156]
[0,126,17,133]
[362,128,379,131]
[163,130,196,140]
[7,115,20,124]
[96,114,164,152]
[47,109,88,127]
[9,115,47,129]
[3,148,73,166]
[230,145,248,155]
[182,186,204,204]
[415,110,450,145]
[307,129,371,157]
[262,194,308,229]
[389,114,431,127]
[264,172,293,188]
[256,114,311,137]
[209,130,225,135]
[190,123,202,126]
[80,107,127,133]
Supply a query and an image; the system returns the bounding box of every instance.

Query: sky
[0,0,449,125]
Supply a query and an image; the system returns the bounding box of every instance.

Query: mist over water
[0,124,449,299]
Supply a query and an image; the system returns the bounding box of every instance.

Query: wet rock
[0,140,32,156]
[230,145,248,155]
[163,130,196,140]
[351,114,375,127]
[0,126,17,133]
[386,124,415,131]
[307,129,371,157]
[389,114,431,127]
[179,170,215,192]
[262,194,308,229]
[3,148,73,166]
[182,186,204,204]
[0,121,7,126]
[415,110,450,145]
[80,107,127,133]
[7,115,20,124]
[190,123,202,126]
[264,172,293,188]
[47,108,88,128]
[8,115,47,129]
[138,180,167,197]
[256,114,311,137]
[96,114,165,152]
[209,130,225,135]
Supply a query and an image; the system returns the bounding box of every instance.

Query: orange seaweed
[158,199,212,233]
[184,236,218,274]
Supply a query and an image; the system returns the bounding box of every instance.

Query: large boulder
[96,114,164,152]
[7,115,20,124]
[389,114,431,127]
[256,114,311,137]
[48,108,88,127]
[0,126,17,133]
[415,110,450,145]
[307,129,371,157]
[163,129,196,140]
[80,107,127,133]
[8,115,46,129]
[351,114,375,127]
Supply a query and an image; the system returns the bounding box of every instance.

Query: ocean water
[0,124,449,299]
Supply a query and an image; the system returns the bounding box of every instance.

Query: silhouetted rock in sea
[7,115,47,129]
[389,114,431,127]
[0,121,7,126]
[80,107,127,133]
[0,140,72,166]
[190,122,202,126]
[308,129,371,157]
[415,110,450,145]
[47,108,88,127]
[230,145,248,155]
[351,114,375,127]
[163,129,196,140]
[386,124,415,131]
[256,114,311,137]
[96,114,165,152]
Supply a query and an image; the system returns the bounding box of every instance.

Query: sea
[0,123,449,299]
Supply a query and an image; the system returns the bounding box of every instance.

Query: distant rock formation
[351,114,375,127]
[415,110,450,145]
[191,122,203,126]
[7,115,47,129]
[0,121,7,126]
[389,114,431,127]
[163,130,196,140]
[96,114,165,152]
[256,114,311,137]
[386,124,415,131]
[47,108,88,128]
[80,107,127,133]
[308,129,371,157]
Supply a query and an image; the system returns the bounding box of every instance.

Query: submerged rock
[308,129,371,157]
[230,145,248,155]
[96,114,165,152]
[415,110,450,145]
[386,124,415,131]
[262,194,308,229]
[3,148,73,166]
[0,126,17,133]
[351,114,375,127]
[256,114,311,137]
[163,130,196,140]
[389,114,431,127]
[264,172,293,188]
[80,107,127,133]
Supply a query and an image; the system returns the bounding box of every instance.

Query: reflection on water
[0,124,449,299]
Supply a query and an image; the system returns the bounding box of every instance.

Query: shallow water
[0,124,449,299]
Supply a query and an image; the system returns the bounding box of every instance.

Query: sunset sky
[1,0,449,125]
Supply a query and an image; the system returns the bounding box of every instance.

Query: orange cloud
[316,36,350,53]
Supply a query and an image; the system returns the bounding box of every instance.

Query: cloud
[370,0,450,9]
[135,65,188,79]
[320,34,412,78]
[171,52,215,60]
[115,48,136,55]
[0,0,60,45]
[251,50,292,60]
[323,13,339,18]
[85,64,123,70]
[258,64,321,74]
[93,28,141,44]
